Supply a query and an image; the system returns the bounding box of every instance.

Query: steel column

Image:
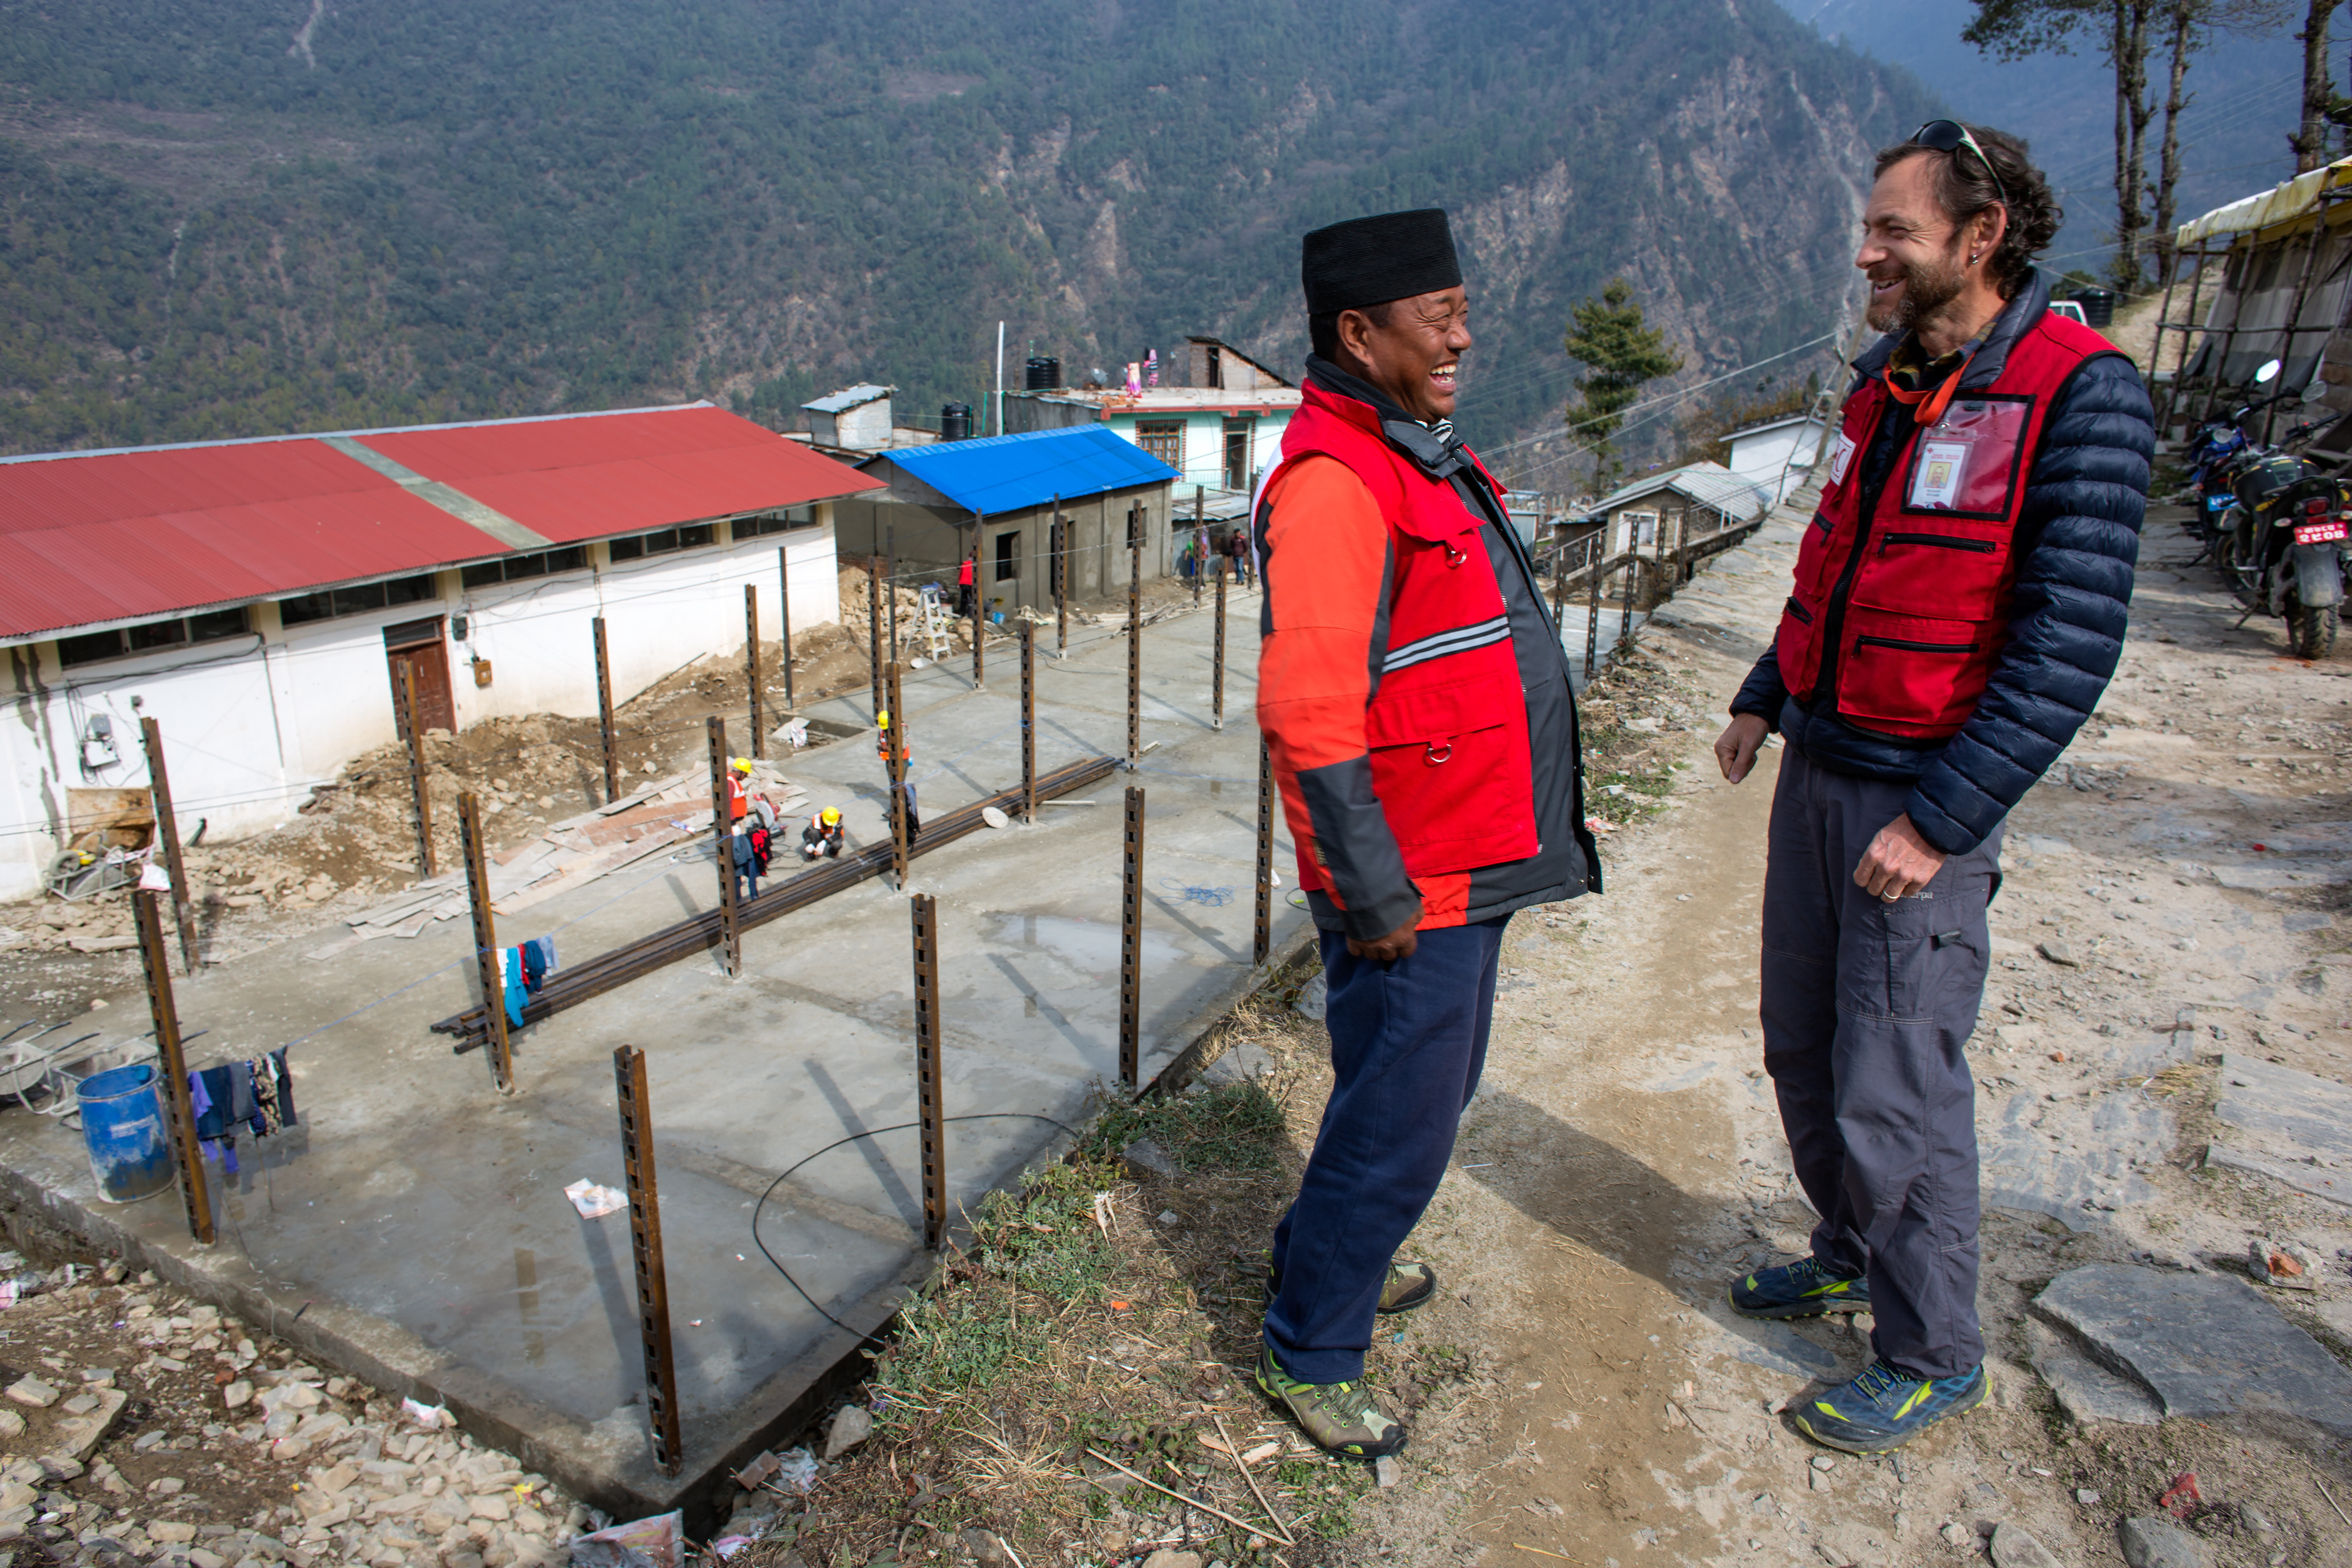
[1584,540,1603,682]
[1054,494,1067,656]
[1253,738,1273,966]
[402,663,437,879]
[885,661,910,889]
[745,585,764,760]
[1120,784,1145,1086]
[458,793,514,1093]
[1020,622,1037,822]
[867,557,883,721]
[884,533,899,666]
[708,718,741,977]
[1211,558,1227,732]
[969,515,985,689]
[139,718,198,974]
[1127,508,1142,769]
[134,889,213,1245]
[593,616,620,804]
[776,548,796,712]
[613,1044,684,1476]
[910,894,949,1249]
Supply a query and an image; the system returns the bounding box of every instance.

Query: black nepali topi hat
[1300,209,1462,317]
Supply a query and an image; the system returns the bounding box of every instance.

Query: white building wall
[1726,422,1825,505]
[0,510,842,904]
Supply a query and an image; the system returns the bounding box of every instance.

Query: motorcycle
[2213,359,2352,660]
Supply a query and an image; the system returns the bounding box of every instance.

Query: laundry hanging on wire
[188,1049,297,1176]
[500,936,559,1029]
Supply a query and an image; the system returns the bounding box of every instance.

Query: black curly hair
[1873,123,2061,301]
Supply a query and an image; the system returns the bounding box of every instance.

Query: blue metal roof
[869,425,1178,514]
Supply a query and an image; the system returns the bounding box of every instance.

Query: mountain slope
[0,0,1937,475]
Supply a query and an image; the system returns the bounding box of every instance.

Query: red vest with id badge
[1774,311,2120,740]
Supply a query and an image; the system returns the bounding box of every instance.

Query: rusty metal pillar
[1127,508,1142,769]
[884,533,900,667]
[1584,543,1603,682]
[910,894,949,1250]
[867,557,883,722]
[593,617,620,804]
[1212,559,1227,733]
[776,546,796,712]
[1020,621,1037,823]
[458,792,514,1093]
[1054,494,1067,656]
[134,889,213,1244]
[745,585,764,760]
[708,718,741,977]
[970,515,985,690]
[885,662,910,889]
[1253,738,1273,966]
[139,718,198,974]
[614,1044,684,1476]
[1120,784,1144,1086]
[402,663,436,879]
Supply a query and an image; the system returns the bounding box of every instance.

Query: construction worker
[725,757,752,821]
[801,807,845,861]
[957,553,976,618]
[874,711,892,762]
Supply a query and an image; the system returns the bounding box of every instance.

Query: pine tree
[1561,279,1684,495]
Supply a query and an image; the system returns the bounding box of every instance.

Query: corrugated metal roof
[0,404,879,640]
[802,384,895,413]
[868,425,1179,514]
[1592,461,1770,520]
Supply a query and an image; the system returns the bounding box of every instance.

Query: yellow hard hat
[732,757,752,773]
[820,807,842,826]
[876,710,890,728]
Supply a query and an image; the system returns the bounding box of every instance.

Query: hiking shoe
[1254,1345,1405,1460]
[1791,1360,1987,1454]
[1729,1255,1870,1321]
[1264,1257,1438,1315]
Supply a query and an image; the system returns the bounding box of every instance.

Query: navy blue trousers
[1264,916,1507,1383]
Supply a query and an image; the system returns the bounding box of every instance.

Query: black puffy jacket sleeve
[1906,353,2153,853]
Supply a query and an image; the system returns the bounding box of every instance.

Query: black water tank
[940,403,973,441]
[2073,288,2116,328]
[1025,355,1060,391]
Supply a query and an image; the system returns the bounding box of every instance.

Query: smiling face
[1335,285,1472,421]
[1856,152,2009,353]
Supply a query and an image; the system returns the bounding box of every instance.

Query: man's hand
[1714,713,1771,784]
[1854,812,1947,902]
[1348,917,1419,963]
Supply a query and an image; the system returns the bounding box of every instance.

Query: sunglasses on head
[1911,119,2009,212]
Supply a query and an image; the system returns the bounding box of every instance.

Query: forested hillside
[0,0,1937,475]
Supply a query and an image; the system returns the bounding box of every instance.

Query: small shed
[803,385,897,451]
[1591,462,1771,557]
[1722,414,1828,505]
[846,427,1180,612]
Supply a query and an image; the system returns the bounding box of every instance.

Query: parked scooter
[2213,359,2352,660]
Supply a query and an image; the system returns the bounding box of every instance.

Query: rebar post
[1253,738,1273,966]
[1212,559,1227,732]
[867,557,883,721]
[776,547,796,712]
[886,662,910,890]
[139,718,198,973]
[402,663,436,879]
[885,532,900,666]
[969,516,985,690]
[909,894,949,1250]
[708,718,741,978]
[458,793,513,1093]
[1020,621,1037,823]
[613,1044,684,1476]
[1584,543,1603,682]
[1054,495,1067,656]
[593,617,620,803]
[134,889,213,1244]
[745,585,764,760]
[1120,784,1144,1086]
[1127,509,1142,769]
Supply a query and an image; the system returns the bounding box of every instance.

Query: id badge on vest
[1902,394,2032,520]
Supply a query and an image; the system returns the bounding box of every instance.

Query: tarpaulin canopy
[2177,156,2352,249]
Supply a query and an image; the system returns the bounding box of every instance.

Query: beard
[1866,238,1970,333]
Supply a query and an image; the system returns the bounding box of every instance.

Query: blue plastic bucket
[78,1064,172,1204]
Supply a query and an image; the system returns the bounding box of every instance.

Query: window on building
[607,523,718,562]
[1135,420,1183,468]
[279,574,437,628]
[56,606,253,668]
[1222,416,1257,491]
[460,546,589,589]
[994,530,1020,582]
[1622,511,1659,552]
[736,510,812,538]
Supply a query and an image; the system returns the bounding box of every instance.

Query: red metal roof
[0,405,878,640]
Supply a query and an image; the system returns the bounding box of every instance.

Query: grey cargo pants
[1759,742,1999,1380]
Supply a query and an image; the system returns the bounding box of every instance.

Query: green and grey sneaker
[1729,1255,1870,1321]
[1254,1345,1405,1459]
[1261,1257,1439,1315]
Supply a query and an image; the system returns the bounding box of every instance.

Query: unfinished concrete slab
[2206,1051,2352,1206]
[2031,1264,2352,1438]
[0,591,1309,1524]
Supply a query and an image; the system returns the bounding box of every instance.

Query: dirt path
[1340,504,2352,1566]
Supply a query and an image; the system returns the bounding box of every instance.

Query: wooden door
[385,617,455,737]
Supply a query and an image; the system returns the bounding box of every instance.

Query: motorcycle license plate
[2294,519,2348,545]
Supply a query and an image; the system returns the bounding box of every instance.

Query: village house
[1721,412,1828,505]
[0,403,878,902]
[1590,461,1772,559]
[1001,337,1300,496]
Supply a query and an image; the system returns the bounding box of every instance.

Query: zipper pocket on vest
[1784,596,1813,624]
[1879,532,1996,554]
[1856,634,1978,654]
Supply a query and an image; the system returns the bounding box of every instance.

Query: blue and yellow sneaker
[1791,1360,1987,1453]
[1728,1255,1870,1320]
[1254,1345,1406,1459]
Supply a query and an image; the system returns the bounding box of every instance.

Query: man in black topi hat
[1249,210,1597,1458]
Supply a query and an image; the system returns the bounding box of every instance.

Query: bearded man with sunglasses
[1712,122,2152,1452]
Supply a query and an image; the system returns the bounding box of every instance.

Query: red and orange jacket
[1254,368,1596,936]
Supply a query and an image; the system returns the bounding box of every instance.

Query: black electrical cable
[750,1111,1080,1347]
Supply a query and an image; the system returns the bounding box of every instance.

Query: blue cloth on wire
[502,948,527,1028]
[522,935,556,991]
